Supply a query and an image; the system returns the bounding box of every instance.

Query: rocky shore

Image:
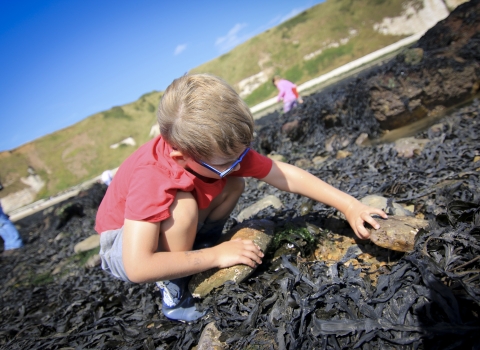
[1,2,479,349]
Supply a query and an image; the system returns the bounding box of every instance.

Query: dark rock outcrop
[256,0,480,157]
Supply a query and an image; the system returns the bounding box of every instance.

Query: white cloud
[278,7,304,24]
[266,7,306,28]
[215,23,248,52]
[213,5,310,53]
[174,44,187,55]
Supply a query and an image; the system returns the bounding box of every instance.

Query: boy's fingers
[376,208,389,219]
[247,251,263,264]
[356,209,389,239]
[240,255,260,268]
[364,215,381,230]
[356,225,370,239]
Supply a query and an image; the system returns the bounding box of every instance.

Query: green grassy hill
[0,0,427,203]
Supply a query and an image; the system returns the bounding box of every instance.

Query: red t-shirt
[95,136,273,233]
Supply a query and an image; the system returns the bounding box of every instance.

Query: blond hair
[157,74,254,161]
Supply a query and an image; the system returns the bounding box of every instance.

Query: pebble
[73,235,100,253]
[236,195,282,222]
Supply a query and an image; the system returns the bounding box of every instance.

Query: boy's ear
[169,149,190,167]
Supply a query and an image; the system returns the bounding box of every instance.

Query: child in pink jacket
[273,76,303,113]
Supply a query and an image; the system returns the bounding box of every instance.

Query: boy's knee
[160,191,199,251]
[162,190,198,237]
[170,191,198,223]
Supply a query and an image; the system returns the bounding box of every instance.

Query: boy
[272,75,303,113]
[95,74,387,322]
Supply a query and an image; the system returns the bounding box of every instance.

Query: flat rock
[74,235,101,253]
[360,195,413,216]
[85,254,101,268]
[236,195,282,222]
[368,215,429,252]
[196,322,224,349]
[394,137,430,158]
[189,219,275,298]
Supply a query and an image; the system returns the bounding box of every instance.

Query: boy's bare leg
[155,191,201,321]
[158,190,199,253]
[156,177,245,321]
[158,176,245,253]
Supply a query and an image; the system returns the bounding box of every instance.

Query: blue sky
[0,0,323,152]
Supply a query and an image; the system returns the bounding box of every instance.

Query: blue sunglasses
[195,147,250,178]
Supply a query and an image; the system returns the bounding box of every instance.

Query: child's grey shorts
[99,219,227,283]
[99,227,132,283]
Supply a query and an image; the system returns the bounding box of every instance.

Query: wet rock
[428,122,445,138]
[370,88,406,122]
[273,242,301,259]
[52,260,68,275]
[306,222,322,235]
[236,195,282,222]
[355,133,369,145]
[403,47,424,65]
[368,215,429,252]
[475,155,480,171]
[366,3,480,131]
[394,137,430,157]
[85,254,101,268]
[312,155,328,166]
[54,232,66,241]
[336,150,351,159]
[294,158,313,168]
[189,220,274,298]
[299,200,313,216]
[73,234,100,253]
[360,195,413,216]
[267,154,286,162]
[196,322,224,349]
[325,134,350,152]
[373,63,478,130]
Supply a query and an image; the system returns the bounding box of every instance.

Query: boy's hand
[211,239,264,269]
[344,201,388,239]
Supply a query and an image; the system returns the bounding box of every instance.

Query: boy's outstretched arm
[261,160,388,239]
[122,219,264,283]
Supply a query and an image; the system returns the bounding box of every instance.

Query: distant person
[272,75,303,113]
[95,74,387,323]
[101,170,113,186]
[0,202,23,253]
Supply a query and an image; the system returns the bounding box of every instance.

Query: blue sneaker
[156,278,206,322]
